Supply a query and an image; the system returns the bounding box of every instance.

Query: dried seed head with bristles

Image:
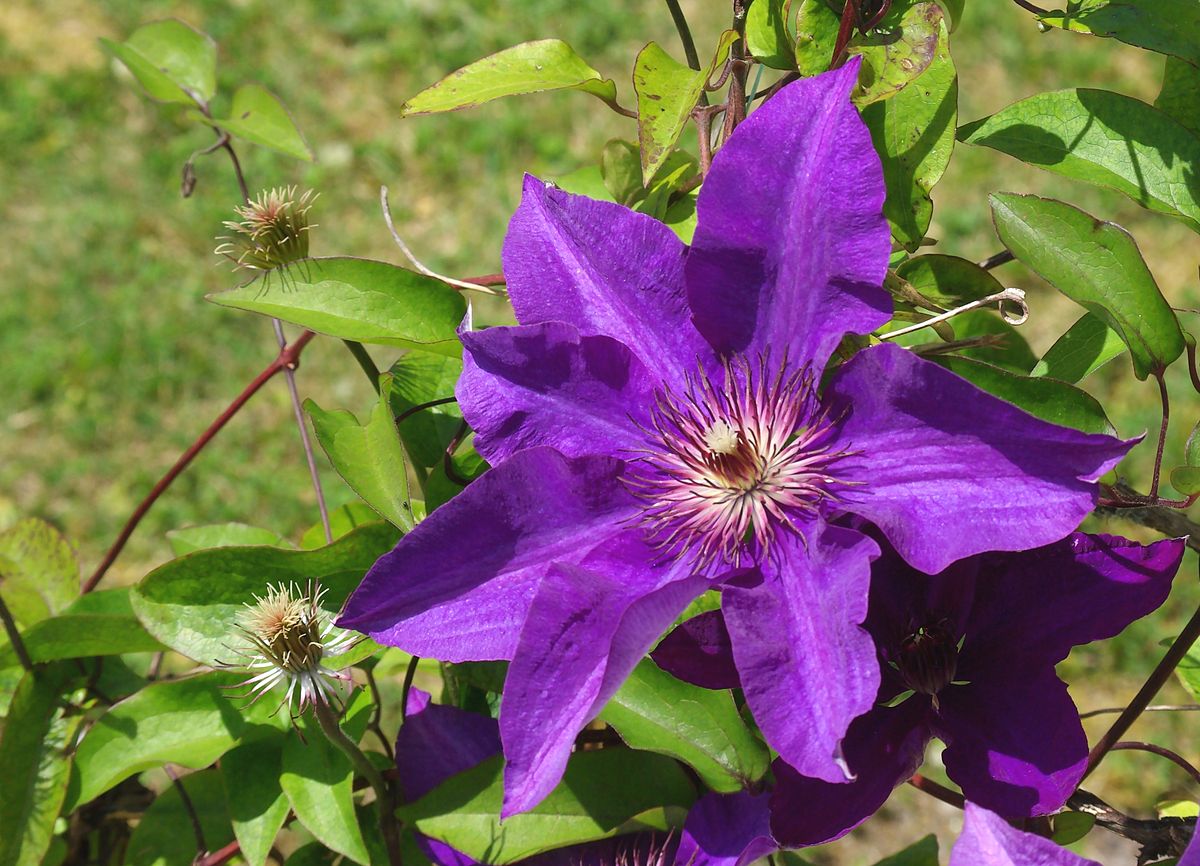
[221,580,358,714]
[214,186,317,272]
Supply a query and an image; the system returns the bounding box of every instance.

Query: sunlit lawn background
[2,0,1198,860]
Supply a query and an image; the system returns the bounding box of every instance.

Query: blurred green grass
[2,0,1199,848]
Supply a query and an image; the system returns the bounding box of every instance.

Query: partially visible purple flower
[656,533,1183,845]
[396,688,774,866]
[950,803,1100,865]
[341,60,1134,815]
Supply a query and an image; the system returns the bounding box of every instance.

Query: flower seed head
[214,186,317,272]
[224,580,357,713]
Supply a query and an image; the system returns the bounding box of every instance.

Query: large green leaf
[211,84,313,161]
[299,502,381,550]
[0,666,82,866]
[990,193,1185,379]
[208,258,466,357]
[167,522,292,556]
[633,32,738,184]
[223,738,290,866]
[100,19,216,105]
[1156,57,1200,138]
[746,0,796,69]
[1039,1,1200,67]
[402,40,623,116]
[862,18,956,250]
[126,769,234,866]
[280,695,373,866]
[1031,313,1127,382]
[850,2,944,106]
[599,660,769,792]
[399,750,695,865]
[0,518,78,627]
[307,378,414,531]
[961,90,1200,232]
[0,589,165,669]
[933,357,1116,435]
[131,522,399,665]
[67,671,288,808]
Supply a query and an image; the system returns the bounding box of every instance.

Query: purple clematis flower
[949,803,1099,865]
[656,532,1183,845]
[397,687,774,866]
[340,60,1134,815]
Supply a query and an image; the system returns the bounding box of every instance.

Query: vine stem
[1110,741,1200,787]
[313,699,403,866]
[1149,370,1170,499]
[195,841,241,866]
[0,594,33,673]
[83,331,316,593]
[1086,582,1200,777]
[907,773,964,809]
[664,0,702,71]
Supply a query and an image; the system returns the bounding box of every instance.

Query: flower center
[626,357,849,567]
[895,621,959,698]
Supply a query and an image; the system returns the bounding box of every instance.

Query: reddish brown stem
[83,330,316,593]
[195,840,241,866]
[459,272,506,287]
[907,773,964,809]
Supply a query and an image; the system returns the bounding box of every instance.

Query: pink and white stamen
[626,356,853,568]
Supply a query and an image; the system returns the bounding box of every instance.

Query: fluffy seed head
[214,186,317,272]
[626,356,853,568]
[224,580,357,714]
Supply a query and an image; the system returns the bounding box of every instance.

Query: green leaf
[223,738,290,866]
[601,139,644,206]
[794,0,841,77]
[862,18,956,250]
[131,522,399,665]
[281,702,372,866]
[399,750,695,865]
[873,834,938,866]
[126,770,234,866]
[0,666,82,866]
[895,255,1006,308]
[286,843,339,866]
[1169,466,1200,494]
[850,2,944,106]
[167,522,292,556]
[211,84,313,161]
[425,440,488,514]
[387,354,464,470]
[1051,811,1096,845]
[961,90,1200,233]
[299,502,380,549]
[990,193,1185,379]
[746,0,796,69]
[633,32,739,184]
[209,257,466,357]
[307,378,415,531]
[67,671,288,808]
[401,40,623,116]
[1038,1,1200,67]
[933,357,1116,435]
[100,19,216,105]
[599,660,769,792]
[1156,57,1200,138]
[1031,313,1127,382]
[0,589,165,670]
[1175,641,1200,701]
[0,518,78,627]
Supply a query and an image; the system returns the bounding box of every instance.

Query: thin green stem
[313,699,402,866]
[345,341,382,392]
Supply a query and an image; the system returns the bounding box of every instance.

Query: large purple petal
[1181,819,1200,866]
[829,343,1135,574]
[934,670,1087,817]
[950,802,1100,866]
[963,533,1183,675]
[501,531,710,816]
[651,609,741,690]
[395,688,501,803]
[770,697,932,847]
[503,175,710,388]
[685,60,891,371]
[722,521,880,783]
[458,321,654,463]
[675,791,776,866]
[338,448,636,661]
